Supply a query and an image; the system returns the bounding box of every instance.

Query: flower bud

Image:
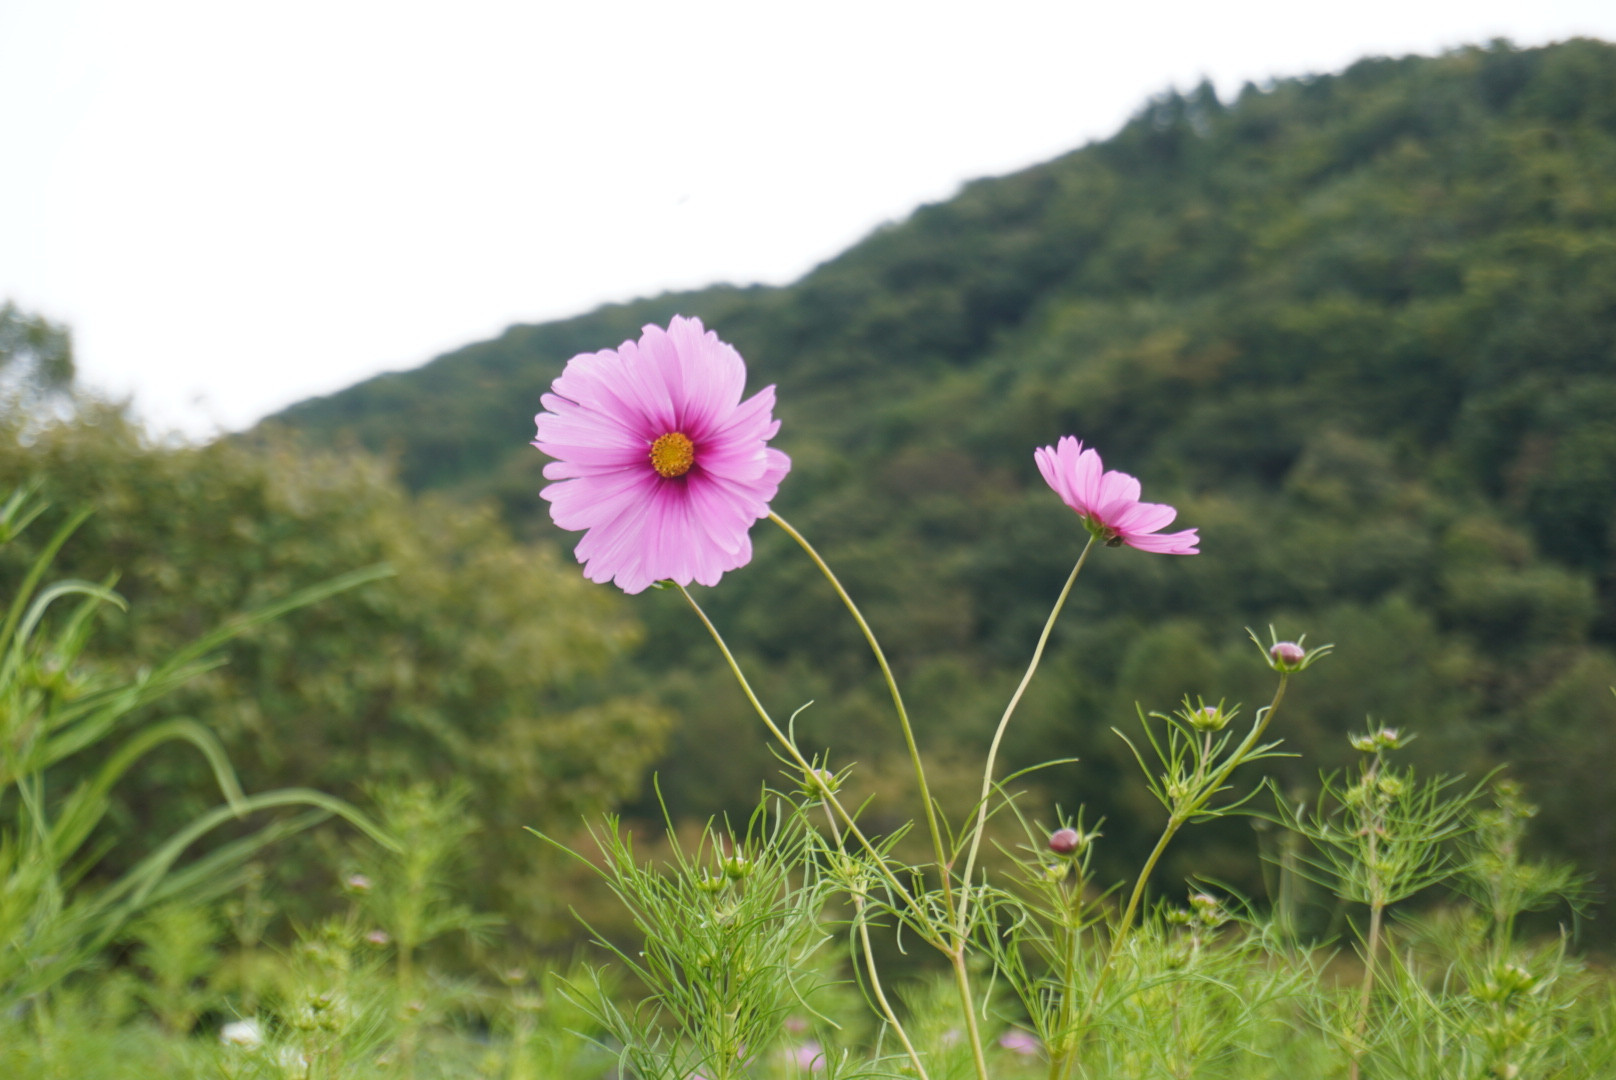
[1048,827,1082,856]
[723,855,753,881]
[1188,704,1230,732]
[343,873,372,895]
[1190,892,1227,927]
[799,768,840,797]
[1269,641,1306,670]
[1249,627,1333,672]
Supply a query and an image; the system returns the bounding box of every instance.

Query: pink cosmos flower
[791,1040,824,1072]
[998,1029,1041,1056]
[534,316,791,594]
[1034,436,1198,554]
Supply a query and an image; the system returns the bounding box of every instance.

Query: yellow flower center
[649,432,695,479]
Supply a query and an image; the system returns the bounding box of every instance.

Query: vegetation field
[3,36,1615,1080]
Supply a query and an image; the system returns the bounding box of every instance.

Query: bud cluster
[1165,892,1227,930]
[1350,726,1405,753]
[1188,891,1227,927]
[1474,962,1540,1004]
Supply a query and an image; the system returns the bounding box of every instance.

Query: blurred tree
[0,300,74,406]
[0,404,669,939]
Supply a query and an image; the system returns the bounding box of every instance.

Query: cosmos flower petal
[611,336,681,437]
[709,384,780,442]
[1095,468,1143,517]
[554,342,653,439]
[534,318,791,591]
[761,447,791,488]
[1072,446,1105,512]
[1034,445,1064,499]
[1111,500,1178,536]
[685,475,757,554]
[1120,528,1200,554]
[666,316,745,435]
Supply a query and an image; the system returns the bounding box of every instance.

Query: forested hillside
[273,40,1616,914]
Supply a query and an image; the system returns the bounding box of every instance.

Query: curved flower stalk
[534,316,790,594]
[959,439,1199,942]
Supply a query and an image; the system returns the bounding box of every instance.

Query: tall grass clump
[0,487,392,1058]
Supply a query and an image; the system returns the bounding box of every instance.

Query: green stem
[769,514,994,1080]
[769,513,951,897]
[676,586,927,931]
[951,948,992,1080]
[1046,875,1088,1080]
[959,538,1095,936]
[1088,819,1182,1012]
[819,800,930,1080]
[1190,674,1289,823]
[1349,756,1385,1080]
[1349,899,1384,1080]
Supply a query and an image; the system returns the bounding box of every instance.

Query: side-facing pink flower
[534,316,791,593]
[1034,436,1198,554]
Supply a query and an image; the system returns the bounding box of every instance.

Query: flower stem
[819,800,930,1080]
[1348,754,1386,1080]
[1046,878,1088,1080]
[1348,898,1384,1080]
[951,948,992,1080]
[768,514,988,1080]
[768,513,951,893]
[958,537,1095,935]
[675,586,929,931]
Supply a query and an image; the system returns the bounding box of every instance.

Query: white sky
[3,1,1614,438]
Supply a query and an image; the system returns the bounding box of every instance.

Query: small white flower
[220,1017,264,1048]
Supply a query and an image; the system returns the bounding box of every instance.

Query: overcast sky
[3,1,1614,438]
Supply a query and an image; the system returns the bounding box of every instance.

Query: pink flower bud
[1048,827,1081,856]
[1269,641,1306,669]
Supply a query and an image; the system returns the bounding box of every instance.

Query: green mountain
[270,40,1616,913]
